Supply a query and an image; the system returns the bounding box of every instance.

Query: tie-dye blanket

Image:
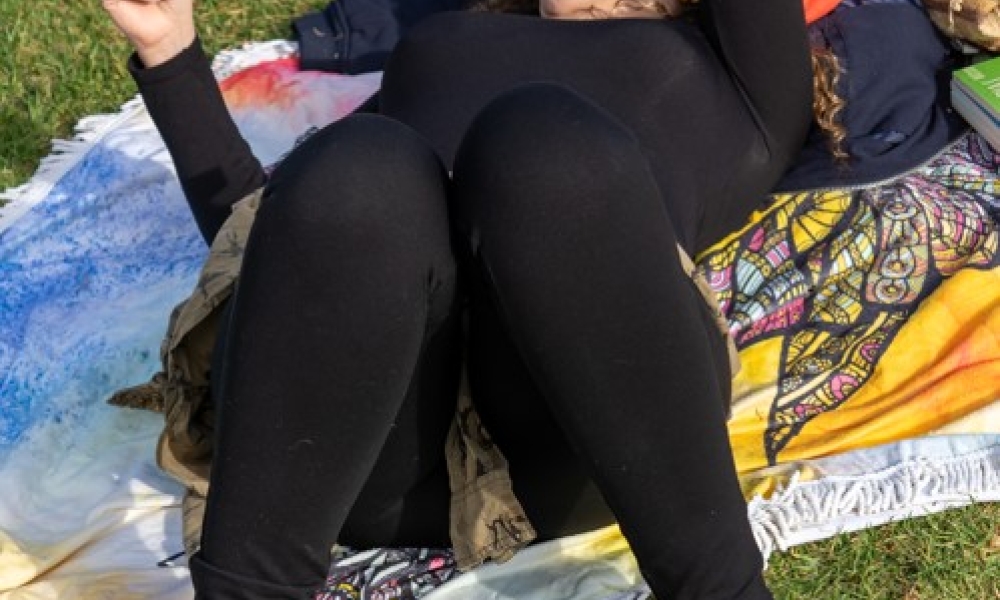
[1,41,998,600]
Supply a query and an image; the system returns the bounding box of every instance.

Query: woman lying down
[101,0,847,597]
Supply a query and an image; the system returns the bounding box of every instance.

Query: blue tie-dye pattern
[0,140,207,460]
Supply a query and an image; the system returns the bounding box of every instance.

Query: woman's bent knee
[258,114,452,258]
[452,83,655,252]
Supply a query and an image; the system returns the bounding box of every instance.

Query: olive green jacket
[109,190,737,571]
[109,191,538,570]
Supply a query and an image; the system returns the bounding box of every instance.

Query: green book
[951,83,1000,150]
[953,56,1000,118]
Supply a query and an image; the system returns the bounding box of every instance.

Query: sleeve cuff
[128,37,211,87]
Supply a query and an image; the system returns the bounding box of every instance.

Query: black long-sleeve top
[132,0,813,250]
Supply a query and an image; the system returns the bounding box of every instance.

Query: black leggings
[191,85,768,600]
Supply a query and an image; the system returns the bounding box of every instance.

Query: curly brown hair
[471,0,849,159]
[810,47,848,161]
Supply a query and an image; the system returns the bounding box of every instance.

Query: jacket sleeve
[130,38,267,244]
[699,0,813,156]
[296,0,467,74]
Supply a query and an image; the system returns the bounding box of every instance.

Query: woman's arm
[129,40,267,243]
[104,0,265,243]
[700,0,813,154]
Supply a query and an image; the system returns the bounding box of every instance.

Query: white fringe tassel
[0,96,147,233]
[211,39,298,80]
[749,448,1000,565]
[0,40,299,234]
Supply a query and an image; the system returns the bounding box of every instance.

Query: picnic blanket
[1,40,999,600]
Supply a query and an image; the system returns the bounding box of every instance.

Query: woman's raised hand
[103,0,196,67]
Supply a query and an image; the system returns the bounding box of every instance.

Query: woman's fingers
[102,0,196,67]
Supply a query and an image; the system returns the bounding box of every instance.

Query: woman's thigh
[465,266,618,541]
[201,113,463,583]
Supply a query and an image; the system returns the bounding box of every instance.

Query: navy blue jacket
[294,0,468,74]
[776,1,967,191]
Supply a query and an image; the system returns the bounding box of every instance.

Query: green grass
[765,503,1000,599]
[4,1,1000,598]
[0,0,324,193]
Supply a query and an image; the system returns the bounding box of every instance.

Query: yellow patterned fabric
[695,133,1000,494]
